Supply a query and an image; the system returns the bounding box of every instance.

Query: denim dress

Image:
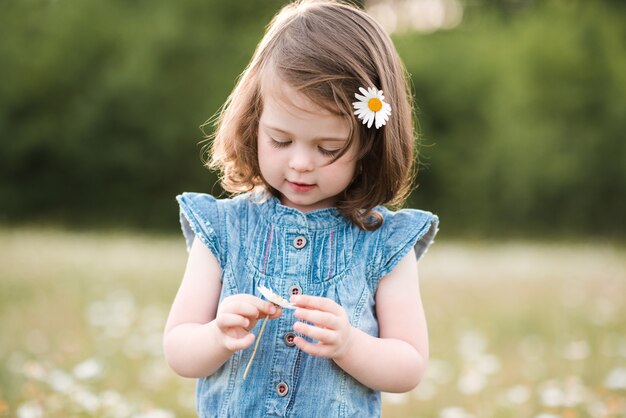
[176,191,439,418]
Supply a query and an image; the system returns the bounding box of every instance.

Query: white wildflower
[258,285,295,309]
[352,87,392,129]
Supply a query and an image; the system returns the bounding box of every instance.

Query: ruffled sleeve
[176,192,226,268]
[376,208,439,280]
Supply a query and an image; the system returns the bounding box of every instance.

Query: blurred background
[1,0,625,417]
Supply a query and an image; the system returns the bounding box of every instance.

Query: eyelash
[318,147,339,157]
[269,139,290,149]
[269,138,339,157]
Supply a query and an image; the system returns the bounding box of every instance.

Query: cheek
[257,139,269,172]
[257,139,283,176]
[257,138,273,163]
[339,153,358,176]
[328,159,357,184]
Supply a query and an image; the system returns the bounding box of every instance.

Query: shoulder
[376,206,439,244]
[177,191,251,212]
[175,192,257,258]
[373,205,439,277]
[176,192,259,224]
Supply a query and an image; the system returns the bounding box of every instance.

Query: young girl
[164,1,439,417]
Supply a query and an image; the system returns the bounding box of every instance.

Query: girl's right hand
[215,294,281,352]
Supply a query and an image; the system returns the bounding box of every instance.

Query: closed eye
[269,136,340,157]
[269,138,291,148]
[318,147,340,157]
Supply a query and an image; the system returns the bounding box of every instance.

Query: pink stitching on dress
[262,225,274,274]
[327,228,334,280]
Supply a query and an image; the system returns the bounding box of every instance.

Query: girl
[164,1,439,417]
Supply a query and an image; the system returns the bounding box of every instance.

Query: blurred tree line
[0,0,624,238]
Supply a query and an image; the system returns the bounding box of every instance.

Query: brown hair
[206,0,416,230]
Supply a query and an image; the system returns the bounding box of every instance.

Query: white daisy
[258,285,295,309]
[352,86,392,129]
[245,285,295,380]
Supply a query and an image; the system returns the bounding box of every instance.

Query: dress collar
[251,190,347,230]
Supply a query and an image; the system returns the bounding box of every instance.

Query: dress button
[288,285,302,296]
[284,332,297,347]
[293,236,307,249]
[276,382,289,397]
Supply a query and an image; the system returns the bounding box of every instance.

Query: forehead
[259,70,351,139]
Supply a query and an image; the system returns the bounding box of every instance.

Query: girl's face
[258,76,357,212]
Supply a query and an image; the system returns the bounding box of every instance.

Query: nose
[288,147,314,172]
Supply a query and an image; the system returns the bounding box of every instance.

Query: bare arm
[163,237,280,378]
[292,249,428,392]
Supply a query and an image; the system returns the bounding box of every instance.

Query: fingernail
[269,305,277,314]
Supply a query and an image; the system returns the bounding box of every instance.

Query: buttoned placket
[267,226,311,416]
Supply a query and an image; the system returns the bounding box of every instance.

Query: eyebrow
[263,124,348,142]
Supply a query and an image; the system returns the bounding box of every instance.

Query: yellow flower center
[368,98,383,112]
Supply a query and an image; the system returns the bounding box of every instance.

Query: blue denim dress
[176,191,439,418]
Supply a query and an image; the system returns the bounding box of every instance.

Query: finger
[215,312,250,328]
[255,302,278,317]
[248,311,281,333]
[291,295,340,314]
[268,305,283,319]
[293,321,336,344]
[220,300,259,318]
[236,294,279,316]
[244,306,282,331]
[293,336,330,358]
[222,296,277,318]
[294,308,338,329]
[216,313,250,330]
[223,333,255,352]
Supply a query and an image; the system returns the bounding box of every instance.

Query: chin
[281,195,320,210]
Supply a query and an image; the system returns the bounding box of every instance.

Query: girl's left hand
[291,294,354,360]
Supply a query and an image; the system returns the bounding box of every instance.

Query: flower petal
[258,285,295,309]
[352,86,392,130]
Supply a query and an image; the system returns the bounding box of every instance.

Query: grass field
[1,228,625,417]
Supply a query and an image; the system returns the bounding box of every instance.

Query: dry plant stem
[243,314,270,380]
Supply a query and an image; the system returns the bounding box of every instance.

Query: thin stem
[243,314,270,380]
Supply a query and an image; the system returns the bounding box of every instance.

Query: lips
[288,180,315,192]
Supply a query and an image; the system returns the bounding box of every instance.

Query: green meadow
[1,228,624,417]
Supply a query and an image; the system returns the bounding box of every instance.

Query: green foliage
[400,1,626,237]
[0,0,624,237]
[0,0,283,230]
